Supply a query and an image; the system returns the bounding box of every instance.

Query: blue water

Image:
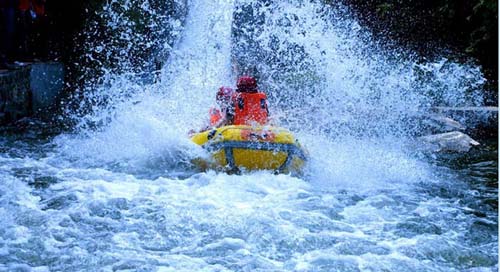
[0,0,497,271]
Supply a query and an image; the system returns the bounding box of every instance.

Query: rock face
[418,131,481,153]
[30,63,65,112]
[431,106,498,137]
[414,107,498,153]
[0,67,32,124]
[0,62,65,125]
[424,114,466,132]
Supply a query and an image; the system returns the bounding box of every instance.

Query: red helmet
[236,76,257,92]
[216,86,234,101]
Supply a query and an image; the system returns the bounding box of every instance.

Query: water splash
[8,2,490,270]
[231,1,485,137]
[58,0,487,179]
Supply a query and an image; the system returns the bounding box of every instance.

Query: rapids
[0,0,497,271]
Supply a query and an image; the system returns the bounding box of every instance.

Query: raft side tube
[191,125,307,173]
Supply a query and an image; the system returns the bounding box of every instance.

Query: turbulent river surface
[0,0,498,271]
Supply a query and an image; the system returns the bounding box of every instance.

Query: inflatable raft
[191,125,307,174]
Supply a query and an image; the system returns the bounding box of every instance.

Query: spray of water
[231,1,485,137]
[57,0,486,186]
[1,1,496,270]
[56,0,235,175]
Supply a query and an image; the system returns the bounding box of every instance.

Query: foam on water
[0,0,496,271]
[2,158,495,270]
[300,133,434,192]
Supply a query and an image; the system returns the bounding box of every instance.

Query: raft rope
[204,141,307,172]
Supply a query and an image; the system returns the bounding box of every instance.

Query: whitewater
[0,0,496,271]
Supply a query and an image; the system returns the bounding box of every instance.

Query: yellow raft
[191,125,307,174]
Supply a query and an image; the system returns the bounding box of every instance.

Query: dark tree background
[337,0,498,103]
[43,0,497,104]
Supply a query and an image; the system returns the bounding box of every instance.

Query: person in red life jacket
[31,0,44,17]
[230,76,269,126]
[209,86,234,128]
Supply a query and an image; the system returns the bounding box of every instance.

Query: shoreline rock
[417,131,481,153]
[0,62,64,126]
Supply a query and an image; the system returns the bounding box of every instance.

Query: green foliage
[466,0,497,55]
[375,3,393,17]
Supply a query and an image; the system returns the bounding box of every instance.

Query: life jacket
[232,92,269,126]
[32,0,45,16]
[18,0,30,11]
[209,107,223,126]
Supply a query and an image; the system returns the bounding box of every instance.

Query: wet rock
[0,62,66,125]
[431,106,498,116]
[417,131,480,152]
[40,193,78,210]
[430,106,498,138]
[30,63,65,113]
[423,114,466,132]
[0,67,31,125]
[28,176,59,189]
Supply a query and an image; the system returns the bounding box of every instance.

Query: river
[0,0,497,271]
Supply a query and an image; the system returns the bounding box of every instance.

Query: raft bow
[191,125,307,173]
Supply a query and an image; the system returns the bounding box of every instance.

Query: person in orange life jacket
[188,86,235,136]
[229,76,269,126]
[208,86,234,128]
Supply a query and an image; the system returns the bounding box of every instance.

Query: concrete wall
[30,62,65,112]
[0,62,65,125]
[0,67,32,124]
